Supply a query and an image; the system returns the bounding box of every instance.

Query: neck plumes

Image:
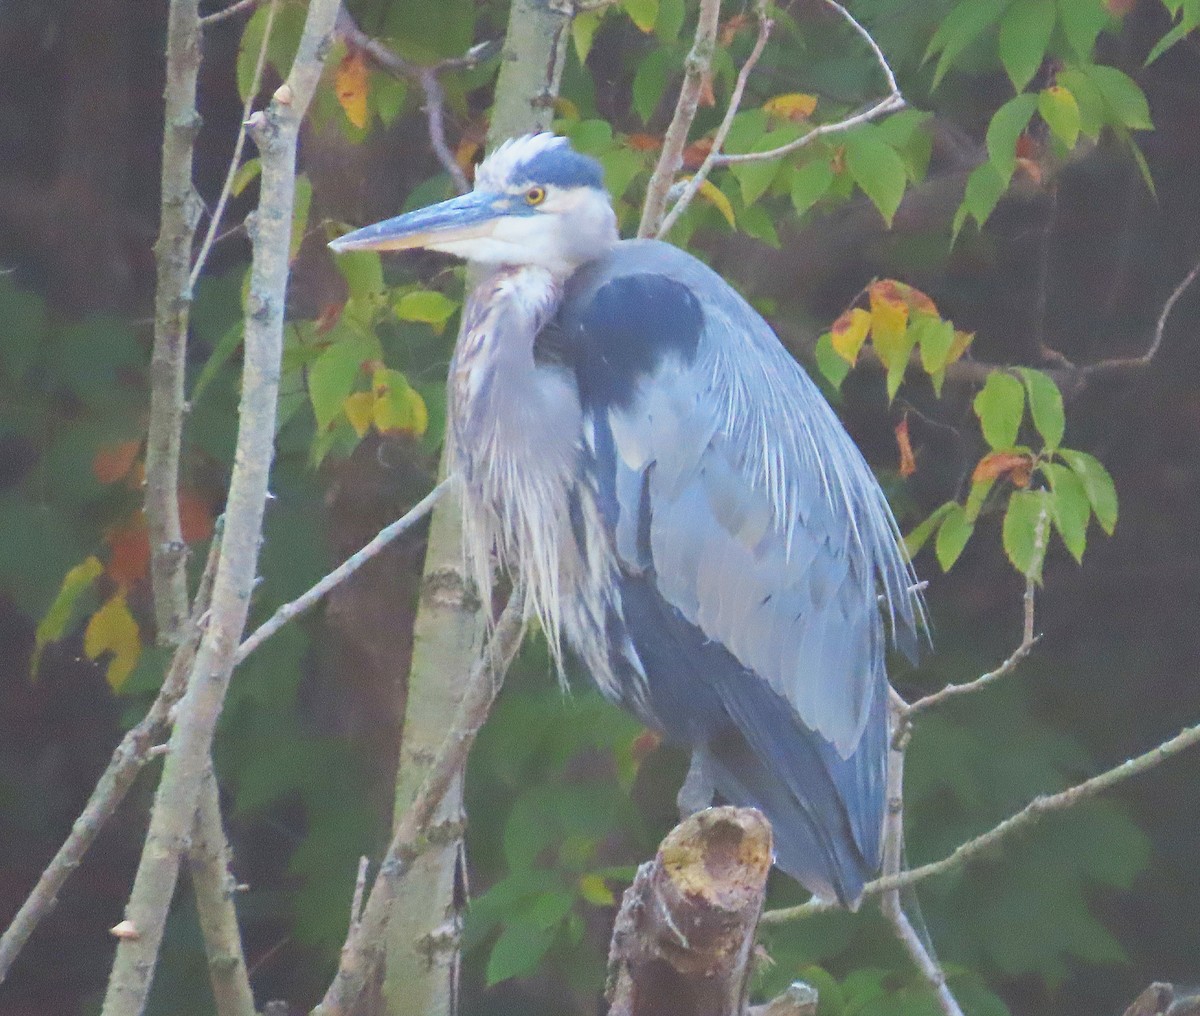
[448,264,583,657]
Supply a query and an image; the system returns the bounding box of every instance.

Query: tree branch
[200,0,266,26]
[189,770,255,1016]
[146,0,203,643]
[190,0,280,288]
[313,585,527,1016]
[605,807,772,1016]
[638,0,722,238]
[100,2,342,1011]
[761,715,1200,924]
[709,0,904,167]
[234,478,449,664]
[0,528,221,984]
[657,3,772,239]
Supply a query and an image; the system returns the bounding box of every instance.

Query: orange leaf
[830,307,872,364]
[1015,133,1040,159]
[93,440,141,485]
[698,71,716,108]
[972,451,1034,487]
[631,729,662,765]
[178,489,214,544]
[626,132,663,152]
[106,516,150,589]
[682,138,714,170]
[315,301,344,335]
[762,93,818,122]
[84,593,141,692]
[335,49,370,129]
[1105,0,1137,15]
[895,416,917,478]
[719,13,750,46]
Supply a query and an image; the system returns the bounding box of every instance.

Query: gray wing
[560,239,923,758]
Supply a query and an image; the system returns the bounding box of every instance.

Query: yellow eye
[525,186,546,205]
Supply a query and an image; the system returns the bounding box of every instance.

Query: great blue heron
[330,133,923,907]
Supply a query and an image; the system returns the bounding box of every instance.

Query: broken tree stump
[606,806,773,1016]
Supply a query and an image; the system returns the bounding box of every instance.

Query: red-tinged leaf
[948,329,974,363]
[631,728,662,764]
[698,71,716,108]
[315,301,344,335]
[34,556,104,677]
[626,132,663,151]
[893,281,938,316]
[178,489,214,544]
[972,450,1034,487]
[681,138,713,169]
[84,593,142,692]
[895,416,917,478]
[93,440,141,484]
[106,517,151,589]
[762,93,818,122]
[335,49,370,129]
[868,280,910,362]
[719,12,750,46]
[831,307,872,363]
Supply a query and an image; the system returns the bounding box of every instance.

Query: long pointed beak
[328,191,505,253]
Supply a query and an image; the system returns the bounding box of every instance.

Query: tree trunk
[379,3,572,1014]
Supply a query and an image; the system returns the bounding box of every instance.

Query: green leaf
[738,202,781,247]
[958,161,1008,233]
[1000,0,1057,91]
[373,73,409,126]
[394,289,458,332]
[1038,86,1082,148]
[925,0,1009,88]
[230,157,262,196]
[965,475,997,521]
[33,555,103,677]
[936,503,975,571]
[290,174,312,261]
[308,339,368,430]
[236,2,307,101]
[973,371,1027,449]
[844,129,908,226]
[632,48,676,123]
[1085,64,1153,130]
[904,502,956,557]
[0,276,48,379]
[1017,367,1065,448]
[1059,449,1118,533]
[336,250,385,303]
[572,8,604,63]
[790,159,835,218]
[730,126,802,205]
[1044,462,1090,562]
[1002,488,1051,581]
[486,920,556,985]
[1057,66,1105,137]
[814,332,852,389]
[1145,19,1191,66]
[655,0,686,42]
[622,0,658,32]
[1056,0,1109,59]
[190,323,244,406]
[987,93,1040,181]
[914,315,956,376]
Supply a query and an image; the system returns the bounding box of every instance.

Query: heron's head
[329,134,618,275]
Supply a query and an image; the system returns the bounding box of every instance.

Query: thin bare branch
[101,3,342,1011]
[0,529,221,983]
[657,4,772,239]
[886,906,964,1016]
[235,479,449,663]
[313,585,527,1016]
[190,0,280,288]
[200,0,266,26]
[761,716,1200,924]
[147,0,204,643]
[189,771,255,1016]
[638,0,723,237]
[334,8,499,195]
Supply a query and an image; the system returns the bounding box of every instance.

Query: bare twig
[146,0,204,643]
[657,3,772,239]
[637,0,723,237]
[100,3,342,1012]
[189,770,255,1016]
[190,0,280,288]
[312,585,527,1016]
[761,716,1200,924]
[235,479,449,663]
[0,529,221,983]
[710,0,904,168]
[200,0,266,25]
[350,856,369,928]
[335,8,499,194]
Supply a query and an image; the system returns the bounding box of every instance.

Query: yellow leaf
[692,177,735,228]
[34,555,104,678]
[830,308,872,364]
[868,279,910,362]
[579,873,616,906]
[84,594,141,692]
[335,49,370,129]
[371,367,428,436]
[343,391,373,438]
[762,92,818,122]
[948,329,974,364]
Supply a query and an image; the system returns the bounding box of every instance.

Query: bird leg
[676,748,716,819]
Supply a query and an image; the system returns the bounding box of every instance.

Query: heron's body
[330,135,923,907]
